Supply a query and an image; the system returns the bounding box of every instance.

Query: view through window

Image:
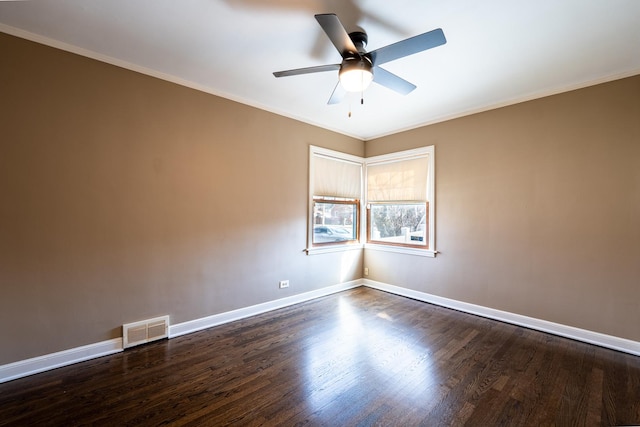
[313,199,359,245]
[368,203,427,246]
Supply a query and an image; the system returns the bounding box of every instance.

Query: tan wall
[365,74,640,341]
[2,30,639,366]
[0,33,364,364]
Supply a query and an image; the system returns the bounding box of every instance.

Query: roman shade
[367,155,429,202]
[313,155,362,199]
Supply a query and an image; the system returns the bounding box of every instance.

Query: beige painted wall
[2,31,639,366]
[365,74,640,341]
[0,33,364,364]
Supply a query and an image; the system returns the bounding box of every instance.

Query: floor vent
[123,315,169,349]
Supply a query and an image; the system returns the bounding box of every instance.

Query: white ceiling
[1,0,639,140]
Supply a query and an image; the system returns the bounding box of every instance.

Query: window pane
[313,201,358,244]
[369,203,427,246]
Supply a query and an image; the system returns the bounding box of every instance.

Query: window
[313,199,358,244]
[307,145,435,257]
[308,147,363,252]
[368,203,428,245]
[365,146,435,256]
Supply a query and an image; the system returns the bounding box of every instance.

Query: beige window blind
[313,155,362,199]
[367,155,429,202]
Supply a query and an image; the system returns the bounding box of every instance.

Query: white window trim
[365,243,437,258]
[365,146,436,257]
[305,243,364,256]
[307,146,365,255]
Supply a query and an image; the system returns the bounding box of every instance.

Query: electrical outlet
[279,280,290,289]
[364,267,369,276]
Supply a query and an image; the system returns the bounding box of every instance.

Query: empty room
[1,1,639,425]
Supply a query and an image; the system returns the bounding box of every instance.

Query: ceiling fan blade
[372,67,416,95]
[273,64,340,78]
[315,13,358,58]
[367,28,446,66]
[327,82,346,105]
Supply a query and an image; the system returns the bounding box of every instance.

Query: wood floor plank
[1,287,639,426]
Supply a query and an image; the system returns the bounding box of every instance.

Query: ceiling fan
[273,13,446,105]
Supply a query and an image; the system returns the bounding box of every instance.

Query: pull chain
[347,91,365,117]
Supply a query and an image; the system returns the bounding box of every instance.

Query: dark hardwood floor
[1,287,639,426]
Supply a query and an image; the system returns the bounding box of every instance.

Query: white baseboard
[0,338,123,384]
[363,279,640,357]
[0,280,362,384]
[0,280,363,384]
[4,277,636,383]
[169,279,363,338]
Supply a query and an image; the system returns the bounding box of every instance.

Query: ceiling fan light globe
[339,58,373,92]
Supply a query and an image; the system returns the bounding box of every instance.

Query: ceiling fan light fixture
[339,58,373,92]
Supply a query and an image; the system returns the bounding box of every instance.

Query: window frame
[307,146,364,255]
[366,201,429,248]
[312,198,360,246]
[365,146,436,257]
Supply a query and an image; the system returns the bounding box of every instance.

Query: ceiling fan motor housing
[349,31,368,53]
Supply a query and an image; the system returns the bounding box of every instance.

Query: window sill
[305,243,364,256]
[364,243,437,257]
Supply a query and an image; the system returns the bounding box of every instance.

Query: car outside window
[313,199,358,245]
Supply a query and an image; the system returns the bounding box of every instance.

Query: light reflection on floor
[303,295,439,414]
